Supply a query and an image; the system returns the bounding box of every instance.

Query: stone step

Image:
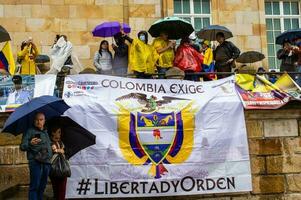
[1,184,53,200]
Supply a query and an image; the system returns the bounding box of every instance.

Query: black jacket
[277,49,297,72]
[213,41,240,66]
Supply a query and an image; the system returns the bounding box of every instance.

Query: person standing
[128,31,158,78]
[49,125,67,200]
[189,32,200,52]
[48,35,73,97]
[213,32,240,79]
[17,38,39,75]
[112,32,129,76]
[20,113,52,200]
[152,32,175,78]
[47,35,73,75]
[94,40,113,75]
[201,40,216,80]
[173,37,203,81]
[277,39,297,73]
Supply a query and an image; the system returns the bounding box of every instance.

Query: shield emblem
[119,103,194,179]
[135,112,176,165]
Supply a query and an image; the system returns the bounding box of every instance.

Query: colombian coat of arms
[116,93,195,179]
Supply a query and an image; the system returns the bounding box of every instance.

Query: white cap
[189,32,197,40]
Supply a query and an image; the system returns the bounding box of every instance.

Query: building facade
[0,0,300,70]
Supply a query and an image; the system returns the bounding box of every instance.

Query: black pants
[184,70,200,81]
[56,66,71,97]
[215,64,232,79]
[133,71,152,79]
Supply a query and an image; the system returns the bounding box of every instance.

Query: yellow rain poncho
[17,44,39,75]
[152,38,174,68]
[129,39,158,74]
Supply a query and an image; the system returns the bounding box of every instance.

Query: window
[265,1,300,70]
[173,0,211,31]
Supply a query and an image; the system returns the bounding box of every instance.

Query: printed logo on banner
[115,93,195,179]
[66,80,97,90]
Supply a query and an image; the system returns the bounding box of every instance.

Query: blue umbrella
[2,95,70,135]
[276,29,301,45]
[197,25,233,40]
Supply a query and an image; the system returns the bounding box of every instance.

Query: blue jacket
[20,127,52,163]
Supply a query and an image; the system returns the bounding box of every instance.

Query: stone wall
[211,0,268,69]
[0,0,162,71]
[1,105,301,199]
[0,0,269,70]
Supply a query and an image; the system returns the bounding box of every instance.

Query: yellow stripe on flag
[2,41,16,75]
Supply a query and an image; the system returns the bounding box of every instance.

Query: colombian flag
[0,41,15,75]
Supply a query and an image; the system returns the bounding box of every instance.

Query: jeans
[28,160,51,200]
[113,67,127,77]
[157,67,170,79]
[215,63,232,79]
[97,69,112,75]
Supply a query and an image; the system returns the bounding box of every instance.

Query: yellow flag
[0,41,16,75]
[274,73,301,100]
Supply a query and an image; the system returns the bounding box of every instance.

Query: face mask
[139,35,146,42]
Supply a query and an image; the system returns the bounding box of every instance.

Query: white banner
[0,74,56,112]
[62,75,252,198]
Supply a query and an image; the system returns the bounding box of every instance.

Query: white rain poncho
[47,37,83,74]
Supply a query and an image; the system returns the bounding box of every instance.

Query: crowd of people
[17,31,241,81]
[11,29,301,200]
[13,30,301,85]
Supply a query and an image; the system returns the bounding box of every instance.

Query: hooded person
[173,37,203,81]
[128,31,158,79]
[201,40,216,80]
[189,32,200,52]
[17,38,39,75]
[47,35,73,75]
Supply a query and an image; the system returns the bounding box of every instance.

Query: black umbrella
[48,116,96,159]
[236,51,265,63]
[0,25,11,43]
[276,29,301,45]
[148,17,194,40]
[197,25,233,40]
